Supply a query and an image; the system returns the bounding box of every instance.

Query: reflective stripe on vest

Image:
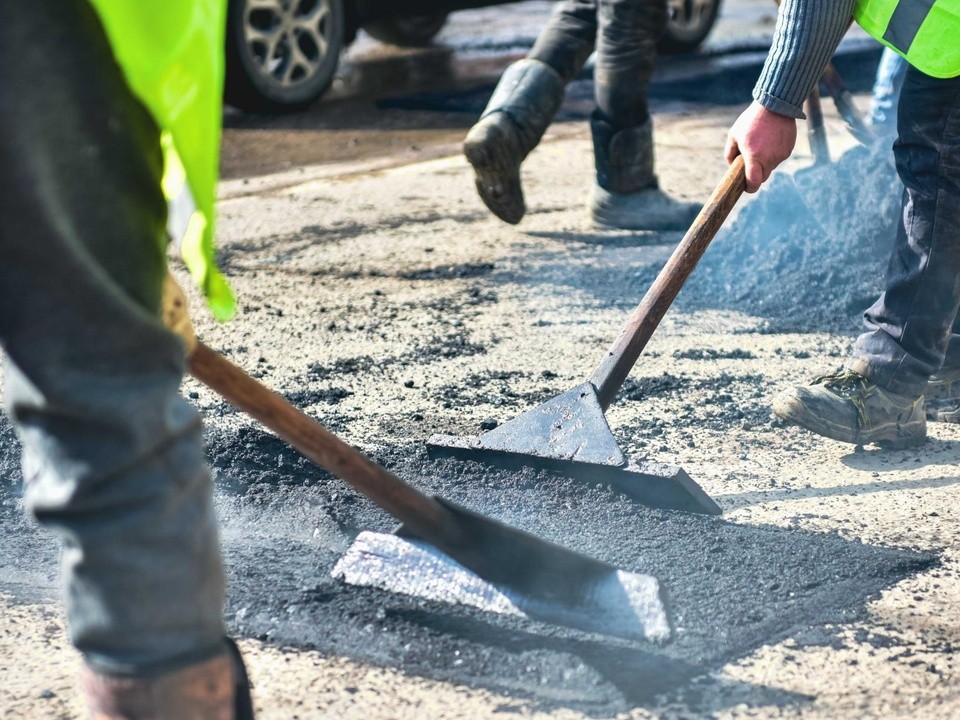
[855,0,960,78]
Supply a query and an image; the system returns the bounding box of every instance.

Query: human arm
[726,0,856,192]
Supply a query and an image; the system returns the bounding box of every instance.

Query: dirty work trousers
[851,67,960,396]
[0,0,226,675]
[528,0,668,129]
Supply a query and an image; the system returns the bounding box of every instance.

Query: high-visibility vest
[855,0,960,79]
[86,0,235,321]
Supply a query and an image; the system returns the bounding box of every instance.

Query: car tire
[224,0,346,112]
[363,14,448,48]
[659,0,721,54]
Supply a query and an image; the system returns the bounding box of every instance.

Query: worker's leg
[772,67,960,446]
[851,68,960,396]
[589,0,700,230]
[463,0,595,224]
[0,0,234,695]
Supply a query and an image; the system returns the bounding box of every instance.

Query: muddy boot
[925,367,960,422]
[772,369,926,448]
[589,114,701,231]
[82,640,254,720]
[463,59,565,224]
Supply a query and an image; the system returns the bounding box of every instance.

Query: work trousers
[528,0,668,129]
[852,67,960,396]
[0,0,226,675]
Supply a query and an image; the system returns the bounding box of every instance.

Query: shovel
[820,63,874,146]
[186,342,670,642]
[428,157,748,516]
[805,85,831,165]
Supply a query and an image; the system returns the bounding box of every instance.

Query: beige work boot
[464,59,565,225]
[772,369,926,448]
[589,113,701,232]
[82,640,254,720]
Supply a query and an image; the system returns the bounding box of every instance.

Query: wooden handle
[187,342,463,548]
[589,156,746,409]
[804,86,830,165]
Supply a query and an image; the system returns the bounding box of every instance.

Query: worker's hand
[162,273,197,355]
[725,101,797,193]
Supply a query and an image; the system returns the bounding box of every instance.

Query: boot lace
[811,369,874,428]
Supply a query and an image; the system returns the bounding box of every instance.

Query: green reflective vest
[855,0,960,79]
[87,0,235,321]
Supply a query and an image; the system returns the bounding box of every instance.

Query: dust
[688,144,901,333]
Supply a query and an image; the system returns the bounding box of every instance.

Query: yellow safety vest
[86,0,235,321]
[856,0,960,78]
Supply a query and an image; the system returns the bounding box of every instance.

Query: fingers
[724,135,741,165]
[743,157,766,194]
[725,136,765,194]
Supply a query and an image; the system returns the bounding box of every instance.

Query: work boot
[590,113,701,231]
[925,367,960,422]
[772,369,926,448]
[463,59,565,224]
[82,639,254,720]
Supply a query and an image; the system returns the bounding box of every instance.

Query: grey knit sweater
[754,0,858,118]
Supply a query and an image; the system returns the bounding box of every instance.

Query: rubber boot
[590,113,701,231]
[81,640,254,720]
[463,59,566,224]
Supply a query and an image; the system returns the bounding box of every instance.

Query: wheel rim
[667,0,715,37]
[243,0,335,89]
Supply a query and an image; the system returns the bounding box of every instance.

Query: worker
[725,0,960,447]
[0,1,253,717]
[463,0,701,231]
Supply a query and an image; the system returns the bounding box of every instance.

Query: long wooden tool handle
[805,86,830,165]
[188,342,462,548]
[589,156,746,410]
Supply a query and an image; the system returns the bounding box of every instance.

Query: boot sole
[774,396,926,449]
[590,193,702,232]
[464,130,525,225]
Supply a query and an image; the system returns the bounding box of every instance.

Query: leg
[463,0,597,224]
[851,68,960,396]
[772,67,960,447]
[0,0,228,684]
[528,0,598,83]
[589,0,701,230]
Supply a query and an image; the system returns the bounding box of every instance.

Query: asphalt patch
[0,399,937,717]
[211,433,933,716]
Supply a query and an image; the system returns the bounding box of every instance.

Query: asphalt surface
[4,4,957,719]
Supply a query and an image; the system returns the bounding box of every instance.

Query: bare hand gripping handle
[589,156,747,410]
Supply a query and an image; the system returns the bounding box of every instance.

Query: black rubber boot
[590,113,701,231]
[463,59,565,224]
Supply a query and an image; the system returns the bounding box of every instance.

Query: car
[224,0,722,112]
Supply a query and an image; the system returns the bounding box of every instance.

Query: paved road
[221,0,785,179]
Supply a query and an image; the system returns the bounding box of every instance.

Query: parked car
[224,0,722,111]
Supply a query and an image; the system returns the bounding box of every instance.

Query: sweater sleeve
[753,0,856,119]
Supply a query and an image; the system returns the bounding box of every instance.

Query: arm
[726,0,856,192]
